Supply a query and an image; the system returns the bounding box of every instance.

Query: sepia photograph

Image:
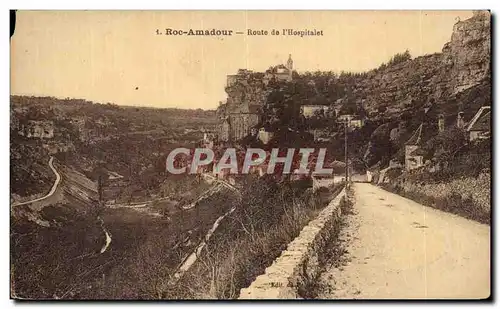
[9,10,491,300]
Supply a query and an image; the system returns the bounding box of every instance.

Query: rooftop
[406,123,423,146]
[467,106,491,132]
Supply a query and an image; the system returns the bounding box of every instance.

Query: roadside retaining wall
[238,187,346,299]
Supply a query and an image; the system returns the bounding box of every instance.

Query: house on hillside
[312,160,347,191]
[300,105,330,118]
[349,116,365,128]
[337,114,366,129]
[466,106,490,141]
[405,124,425,171]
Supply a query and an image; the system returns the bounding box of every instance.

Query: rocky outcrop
[225,81,268,107]
[445,10,491,94]
[382,11,488,110]
[217,11,491,143]
[352,11,490,118]
[217,71,271,141]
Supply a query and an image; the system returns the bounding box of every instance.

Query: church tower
[286,54,293,80]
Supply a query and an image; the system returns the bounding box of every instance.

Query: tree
[387,50,412,66]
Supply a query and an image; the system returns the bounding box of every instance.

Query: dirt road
[318,183,490,299]
[12,156,61,207]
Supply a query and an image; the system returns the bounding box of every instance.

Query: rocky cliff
[446,10,491,94]
[225,77,269,107]
[343,10,490,118]
[217,11,491,145]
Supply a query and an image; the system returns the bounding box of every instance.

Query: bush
[381,184,489,224]
[376,50,411,71]
[387,50,412,66]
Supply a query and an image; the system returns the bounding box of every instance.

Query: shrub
[387,50,412,66]
[168,179,344,299]
[381,184,490,224]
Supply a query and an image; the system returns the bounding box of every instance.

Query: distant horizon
[11,10,473,109]
[9,63,392,110]
[10,47,451,110]
[10,93,219,111]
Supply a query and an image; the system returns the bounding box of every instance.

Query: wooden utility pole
[344,118,349,185]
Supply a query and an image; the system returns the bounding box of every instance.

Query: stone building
[337,114,365,128]
[312,160,347,191]
[300,105,329,118]
[263,54,294,85]
[218,104,262,142]
[405,123,425,171]
[349,116,365,128]
[466,106,491,141]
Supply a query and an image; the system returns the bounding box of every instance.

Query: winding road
[12,156,61,207]
[11,157,113,255]
[319,183,490,299]
[98,216,112,254]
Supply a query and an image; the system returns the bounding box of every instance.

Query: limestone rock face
[216,11,491,142]
[225,81,268,106]
[357,53,449,118]
[217,74,270,141]
[446,10,491,94]
[339,11,490,118]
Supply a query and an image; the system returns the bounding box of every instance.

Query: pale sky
[11,10,473,109]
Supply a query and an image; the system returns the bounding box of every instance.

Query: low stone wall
[238,188,346,299]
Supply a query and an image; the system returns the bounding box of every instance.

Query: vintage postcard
[10,10,491,300]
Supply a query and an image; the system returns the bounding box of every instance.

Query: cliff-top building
[218,55,295,142]
[263,54,294,85]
